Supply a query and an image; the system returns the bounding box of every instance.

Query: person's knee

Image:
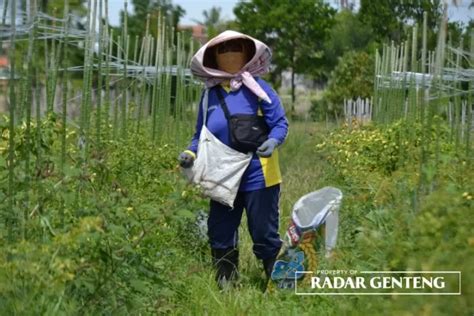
[251,229,282,259]
[208,226,238,249]
[252,239,282,260]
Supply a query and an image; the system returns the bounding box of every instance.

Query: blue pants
[207,184,283,260]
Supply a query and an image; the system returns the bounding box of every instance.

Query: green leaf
[130,279,148,293]
[176,209,194,219]
[64,165,81,178]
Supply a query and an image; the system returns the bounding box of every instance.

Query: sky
[107,0,473,27]
[174,0,239,25]
[107,0,239,26]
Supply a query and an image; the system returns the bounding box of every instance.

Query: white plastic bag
[291,186,342,256]
[183,89,252,208]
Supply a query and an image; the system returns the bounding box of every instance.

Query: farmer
[178,30,289,288]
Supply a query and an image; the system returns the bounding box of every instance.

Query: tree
[110,0,186,69]
[359,0,443,48]
[326,51,374,106]
[234,0,336,109]
[447,20,474,49]
[123,0,185,43]
[312,51,374,119]
[193,6,228,39]
[42,0,85,16]
[324,9,375,71]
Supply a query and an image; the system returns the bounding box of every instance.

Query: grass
[166,121,347,315]
[2,3,471,314]
[1,113,471,314]
[165,119,472,316]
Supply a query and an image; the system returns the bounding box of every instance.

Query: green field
[1,117,472,315]
[1,1,472,314]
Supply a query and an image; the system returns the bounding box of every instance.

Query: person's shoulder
[254,76,268,85]
[254,76,279,98]
[254,76,273,91]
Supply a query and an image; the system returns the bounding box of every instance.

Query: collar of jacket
[220,81,232,93]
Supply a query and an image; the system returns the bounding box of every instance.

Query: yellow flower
[468,237,474,246]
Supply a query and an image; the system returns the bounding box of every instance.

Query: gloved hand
[256,138,279,158]
[178,150,195,168]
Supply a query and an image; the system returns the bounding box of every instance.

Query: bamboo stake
[151,13,163,142]
[7,0,17,241]
[104,3,111,140]
[21,0,38,240]
[121,1,129,139]
[60,1,70,173]
[466,30,473,157]
[96,0,104,148]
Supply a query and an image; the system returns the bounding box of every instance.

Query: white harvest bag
[183,89,252,208]
[291,186,342,257]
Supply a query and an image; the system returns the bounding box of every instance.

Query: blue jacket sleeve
[257,78,289,145]
[187,90,205,154]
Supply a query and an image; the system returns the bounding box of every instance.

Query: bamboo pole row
[374,14,473,152]
[1,0,202,242]
[373,8,473,203]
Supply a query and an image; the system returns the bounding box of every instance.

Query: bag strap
[214,87,232,120]
[215,86,264,120]
[203,89,209,126]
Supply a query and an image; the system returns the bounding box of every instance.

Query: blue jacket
[187,77,289,192]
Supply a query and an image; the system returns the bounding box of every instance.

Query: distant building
[0,55,8,79]
[178,24,207,45]
[0,0,24,112]
[0,53,7,112]
[0,0,23,82]
[281,71,323,92]
[0,39,10,105]
[0,48,9,111]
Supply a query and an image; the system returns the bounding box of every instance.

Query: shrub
[310,51,374,120]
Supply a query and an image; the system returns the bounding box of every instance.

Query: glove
[178,150,195,168]
[256,138,279,158]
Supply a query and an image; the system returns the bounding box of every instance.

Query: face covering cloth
[190,30,273,104]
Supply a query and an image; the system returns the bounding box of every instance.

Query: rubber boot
[262,256,277,280]
[211,248,239,289]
